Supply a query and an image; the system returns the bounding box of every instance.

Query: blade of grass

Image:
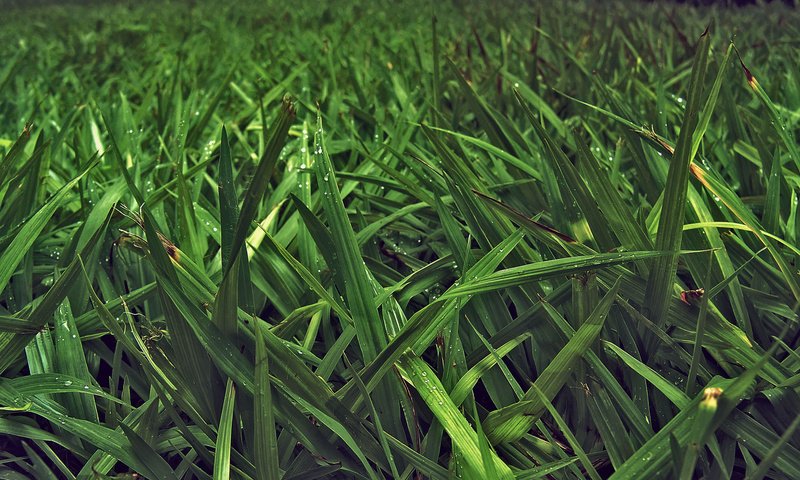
[253,322,280,480]
[483,277,621,444]
[213,379,236,480]
[643,25,712,354]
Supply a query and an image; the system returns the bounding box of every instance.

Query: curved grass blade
[482,277,621,445]
[0,155,98,295]
[0,209,108,374]
[396,352,515,480]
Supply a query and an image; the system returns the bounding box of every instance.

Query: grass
[0,0,799,478]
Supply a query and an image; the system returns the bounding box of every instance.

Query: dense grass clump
[1,0,800,478]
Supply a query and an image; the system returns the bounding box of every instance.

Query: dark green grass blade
[483,277,621,444]
[643,26,712,350]
[253,323,280,480]
[514,89,616,250]
[227,97,295,278]
[213,379,236,480]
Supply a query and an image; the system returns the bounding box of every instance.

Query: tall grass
[1,0,799,478]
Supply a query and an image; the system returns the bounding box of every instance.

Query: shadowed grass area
[1,0,800,478]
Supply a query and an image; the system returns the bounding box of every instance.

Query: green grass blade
[228,97,295,278]
[0,155,97,294]
[253,323,280,480]
[483,277,621,444]
[643,26,712,351]
[397,352,515,479]
[213,379,236,480]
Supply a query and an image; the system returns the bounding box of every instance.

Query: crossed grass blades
[0,0,799,478]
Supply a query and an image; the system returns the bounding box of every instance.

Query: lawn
[1,0,799,478]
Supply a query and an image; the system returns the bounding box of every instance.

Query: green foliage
[0,0,799,478]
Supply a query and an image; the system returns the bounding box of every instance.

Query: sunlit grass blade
[213,379,236,480]
[690,163,800,303]
[396,352,515,479]
[0,155,98,295]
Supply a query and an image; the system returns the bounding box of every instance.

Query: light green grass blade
[690,164,800,302]
[397,352,515,480]
[0,155,97,295]
[0,213,108,373]
[213,379,235,480]
[52,298,98,423]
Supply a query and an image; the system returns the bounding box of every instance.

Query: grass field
[1,0,800,478]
